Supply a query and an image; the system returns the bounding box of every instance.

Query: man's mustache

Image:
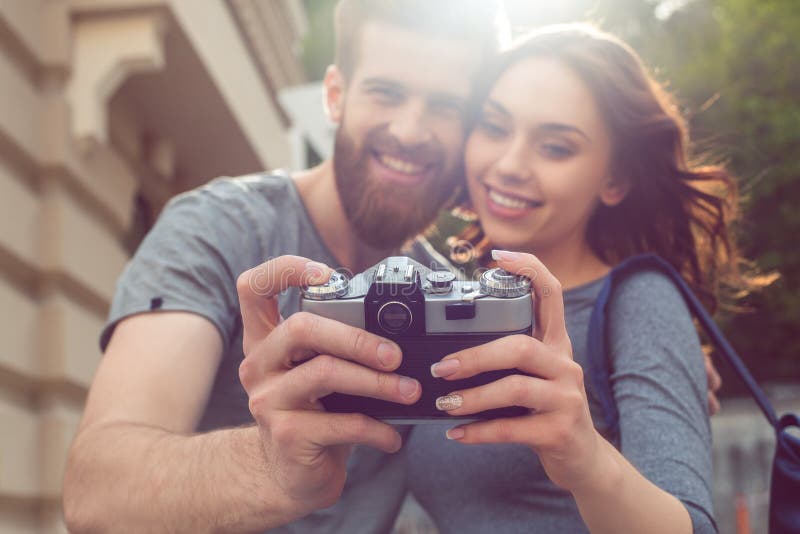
[366,128,443,166]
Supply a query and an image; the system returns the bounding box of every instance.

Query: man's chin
[349,198,439,249]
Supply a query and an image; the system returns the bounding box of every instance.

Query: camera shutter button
[426,271,455,294]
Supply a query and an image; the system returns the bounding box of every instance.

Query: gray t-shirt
[404,272,715,533]
[101,172,447,533]
[102,172,715,533]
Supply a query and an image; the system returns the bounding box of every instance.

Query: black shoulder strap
[586,253,779,441]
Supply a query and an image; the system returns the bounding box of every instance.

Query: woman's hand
[431,250,612,493]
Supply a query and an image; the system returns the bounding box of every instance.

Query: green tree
[298,0,800,387]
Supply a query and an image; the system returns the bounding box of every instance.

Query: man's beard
[333,122,461,250]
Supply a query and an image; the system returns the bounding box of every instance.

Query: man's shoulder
[157,170,303,238]
[173,170,294,210]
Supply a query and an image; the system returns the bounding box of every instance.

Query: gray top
[101,172,443,533]
[101,172,715,533]
[405,271,715,533]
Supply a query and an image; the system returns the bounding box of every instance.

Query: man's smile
[371,151,435,185]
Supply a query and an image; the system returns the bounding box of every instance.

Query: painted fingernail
[436,393,463,411]
[431,359,460,378]
[305,261,331,283]
[399,377,419,399]
[491,249,522,262]
[446,427,465,440]
[377,342,400,368]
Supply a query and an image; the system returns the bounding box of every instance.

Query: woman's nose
[495,137,533,182]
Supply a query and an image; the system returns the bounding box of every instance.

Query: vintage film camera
[300,256,533,423]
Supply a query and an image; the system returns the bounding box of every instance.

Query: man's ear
[599,175,631,207]
[323,65,346,124]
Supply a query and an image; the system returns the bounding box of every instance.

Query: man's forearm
[63,422,298,533]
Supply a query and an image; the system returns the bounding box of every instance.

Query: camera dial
[479,268,531,298]
[301,271,349,300]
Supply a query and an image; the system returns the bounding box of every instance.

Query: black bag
[586,253,800,534]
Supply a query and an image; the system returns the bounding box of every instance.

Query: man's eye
[431,100,463,118]
[369,87,403,103]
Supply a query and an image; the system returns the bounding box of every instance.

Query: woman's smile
[483,183,544,219]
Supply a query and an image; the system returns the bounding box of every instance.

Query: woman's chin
[479,221,534,253]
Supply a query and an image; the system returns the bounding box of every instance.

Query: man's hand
[236,255,421,517]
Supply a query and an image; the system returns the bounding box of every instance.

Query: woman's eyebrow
[537,122,591,142]
[484,99,591,141]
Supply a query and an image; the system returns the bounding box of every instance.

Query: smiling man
[62,1,506,532]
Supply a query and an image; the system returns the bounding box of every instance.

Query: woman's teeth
[488,188,532,210]
[379,155,424,175]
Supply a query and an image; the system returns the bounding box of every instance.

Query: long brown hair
[453,24,745,313]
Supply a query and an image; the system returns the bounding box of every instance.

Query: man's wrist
[222,426,304,530]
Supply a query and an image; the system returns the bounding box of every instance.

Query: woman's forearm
[571,437,692,534]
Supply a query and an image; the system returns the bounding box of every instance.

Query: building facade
[0,1,306,531]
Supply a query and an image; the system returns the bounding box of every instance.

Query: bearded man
[62,1,505,532]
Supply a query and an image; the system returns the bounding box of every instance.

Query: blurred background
[0,0,796,532]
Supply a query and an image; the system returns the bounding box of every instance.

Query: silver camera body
[300,256,533,424]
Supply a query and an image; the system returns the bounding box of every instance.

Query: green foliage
[645,0,800,387]
[300,0,800,387]
[301,0,338,81]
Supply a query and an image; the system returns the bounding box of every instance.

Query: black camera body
[300,256,533,423]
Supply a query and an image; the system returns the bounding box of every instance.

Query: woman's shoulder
[606,268,698,348]
[609,269,690,320]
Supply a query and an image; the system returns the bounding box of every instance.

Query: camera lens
[377,301,413,334]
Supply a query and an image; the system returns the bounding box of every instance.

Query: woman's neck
[524,238,610,290]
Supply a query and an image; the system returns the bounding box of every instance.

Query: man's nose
[387,100,433,147]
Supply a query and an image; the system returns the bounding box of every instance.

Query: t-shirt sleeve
[100,180,262,352]
[607,271,717,533]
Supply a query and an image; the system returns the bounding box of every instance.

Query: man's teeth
[488,189,531,210]
[380,155,424,175]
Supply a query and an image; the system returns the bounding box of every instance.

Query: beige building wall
[0,1,306,531]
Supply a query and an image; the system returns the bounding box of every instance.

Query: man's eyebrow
[361,77,403,89]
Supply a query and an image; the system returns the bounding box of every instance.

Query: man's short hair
[334,0,507,79]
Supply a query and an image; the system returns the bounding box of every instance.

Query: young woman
[405,25,741,533]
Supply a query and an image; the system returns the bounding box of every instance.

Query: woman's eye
[541,143,574,159]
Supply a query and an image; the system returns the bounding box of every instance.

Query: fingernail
[391,433,403,453]
[377,342,400,368]
[399,377,419,399]
[436,393,462,411]
[491,249,522,262]
[431,359,460,378]
[305,261,331,283]
[446,427,465,440]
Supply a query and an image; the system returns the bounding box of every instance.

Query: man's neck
[293,161,399,273]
